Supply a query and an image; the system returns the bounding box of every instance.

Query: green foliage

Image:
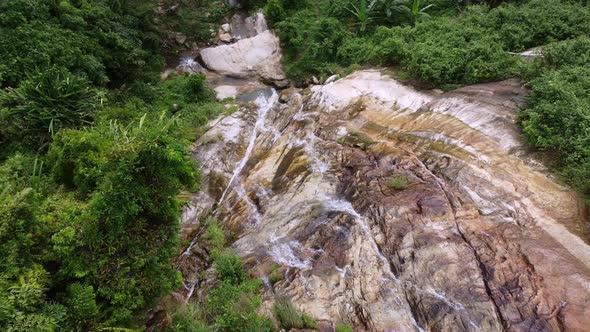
[347,0,380,33]
[264,0,287,26]
[388,0,435,25]
[157,0,229,49]
[278,0,590,86]
[66,283,98,328]
[168,304,211,332]
[204,251,272,332]
[273,296,317,330]
[268,264,284,285]
[45,118,197,324]
[214,250,248,285]
[0,0,227,330]
[277,11,348,80]
[520,66,590,198]
[206,279,272,332]
[396,20,517,86]
[168,241,272,331]
[0,0,162,89]
[336,323,354,332]
[205,219,226,256]
[0,73,221,332]
[543,36,590,69]
[467,0,590,52]
[388,174,409,190]
[0,68,104,150]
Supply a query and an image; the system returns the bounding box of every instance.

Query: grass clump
[169,303,211,332]
[268,264,284,285]
[336,323,354,332]
[273,296,317,330]
[388,174,409,190]
[205,218,226,256]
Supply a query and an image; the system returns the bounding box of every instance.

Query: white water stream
[218,89,278,205]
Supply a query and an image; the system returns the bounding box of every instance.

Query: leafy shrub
[214,250,248,285]
[66,283,98,328]
[264,0,286,26]
[337,36,378,66]
[279,0,590,87]
[0,0,163,88]
[543,36,590,69]
[0,68,103,150]
[157,0,229,48]
[206,219,226,255]
[373,17,518,86]
[520,66,590,198]
[276,11,348,80]
[478,0,590,52]
[0,0,226,330]
[206,252,273,332]
[206,280,272,332]
[268,264,284,285]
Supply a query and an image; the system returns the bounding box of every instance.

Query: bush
[214,251,248,285]
[206,219,226,255]
[0,0,225,330]
[0,0,163,88]
[0,68,103,150]
[264,0,286,27]
[276,11,348,80]
[206,280,272,332]
[375,17,518,86]
[278,0,590,87]
[543,36,590,69]
[479,0,590,52]
[268,264,284,285]
[42,115,201,324]
[206,252,273,332]
[519,66,590,198]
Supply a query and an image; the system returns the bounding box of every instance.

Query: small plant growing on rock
[205,218,225,256]
[169,303,210,332]
[302,314,317,329]
[273,296,317,330]
[268,264,284,285]
[388,174,409,190]
[336,323,354,332]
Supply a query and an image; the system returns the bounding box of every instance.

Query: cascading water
[178,67,590,331]
[218,89,278,205]
[179,55,205,74]
[322,198,399,282]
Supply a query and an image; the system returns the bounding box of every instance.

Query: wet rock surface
[176,70,590,331]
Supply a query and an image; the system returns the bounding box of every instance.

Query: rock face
[177,70,590,331]
[230,10,268,40]
[200,30,286,85]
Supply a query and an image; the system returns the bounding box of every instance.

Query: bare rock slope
[178,70,590,331]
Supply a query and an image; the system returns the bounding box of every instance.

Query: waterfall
[322,198,399,280]
[218,89,278,205]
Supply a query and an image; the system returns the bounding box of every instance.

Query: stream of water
[218,90,278,205]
